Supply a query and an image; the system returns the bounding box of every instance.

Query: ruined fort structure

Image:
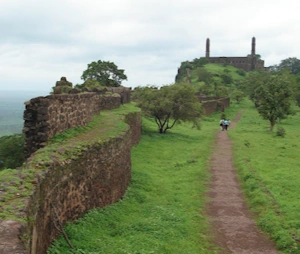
[0,78,138,254]
[205,37,265,71]
[23,77,131,157]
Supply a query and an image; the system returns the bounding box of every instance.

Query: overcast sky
[0,0,299,93]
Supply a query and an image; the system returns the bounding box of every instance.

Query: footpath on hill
[206,113,280,254]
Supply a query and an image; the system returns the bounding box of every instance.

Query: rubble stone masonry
[23,93,121,157]
[0,104,141,254]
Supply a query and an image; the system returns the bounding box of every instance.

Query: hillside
[175,60,248,98]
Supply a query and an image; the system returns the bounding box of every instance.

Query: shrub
[276,127,286,137]
[236,69,246,76]
[0,134,25,170]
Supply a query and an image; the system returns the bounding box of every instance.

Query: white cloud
[0,0,300,91]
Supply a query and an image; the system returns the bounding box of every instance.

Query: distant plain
[0,90,49,137]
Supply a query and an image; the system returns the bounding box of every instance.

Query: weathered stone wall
[0,110,141,254]
[23,93,121,157]
[208,57,265,72]
[26,131,133,254]
[106,86,131,104]
[201,97,230,115]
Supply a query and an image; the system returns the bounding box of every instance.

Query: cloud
[0,0,300,91]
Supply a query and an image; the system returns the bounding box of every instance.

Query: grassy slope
[189,63,247,86]
[229,100,300,253]
[47,102,245,254]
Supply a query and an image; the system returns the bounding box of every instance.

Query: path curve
[206,113,280,254]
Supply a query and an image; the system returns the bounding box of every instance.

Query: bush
[276,127,286,137]
[236,69,246,76]
[0,134,25,170]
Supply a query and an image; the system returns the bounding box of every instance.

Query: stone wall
[106,86,131,104]
[200,97,230,115]
[23,93,121,157]
[0,109,141,254]
[208,56,265,72]
[27,127,134,253]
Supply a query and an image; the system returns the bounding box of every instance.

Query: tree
[231,90,245,104]
[239,71,270,107]
[196,67,212,83]
[0,134,25,170]
[215,85,229,97]
[220,70,233,85]
[276,57,300,75]
[192,57,209,68]
[81,60,127,87]
[253,74,293,131]
[135,83,204,133]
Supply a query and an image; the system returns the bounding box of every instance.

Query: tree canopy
[81,60,127,87]
[249,73,294,131]
[0,134,25,170]
[269,57,300,75]
[134,83,204,133]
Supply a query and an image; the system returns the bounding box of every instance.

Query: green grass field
[48,103,245,254]
[44,98,300,253]
[229,100,300,252]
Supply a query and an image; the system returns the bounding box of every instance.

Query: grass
[204,63,248,81]
[47,103,246,253]
[0,168,35,221]
[228,99,300,253]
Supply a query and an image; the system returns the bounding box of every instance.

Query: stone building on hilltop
[205,37,265,71]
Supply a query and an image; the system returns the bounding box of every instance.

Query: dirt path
[206,113,280,254]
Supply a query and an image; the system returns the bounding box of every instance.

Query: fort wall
[24,110,141,254]
[208,56,265,72]
[206,37,265,72]
[200,97,230,115]
[23,93,121,157]
[0,103,141,254]
[0,87,141,254]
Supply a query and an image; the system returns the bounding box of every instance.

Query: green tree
[231,90,245,104]
[81,60,127,87]
[196,67,212,83]
[180,61,193,70]
[192,57,209,68]
[220,72,233,85]
[276,57,300,75]
[240,71,269,107]
[0,134,25,170]
[253,74,293,131]
[135,83,204,133]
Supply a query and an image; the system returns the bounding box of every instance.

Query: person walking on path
[224,119,230,130]
[219,118,225,131]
